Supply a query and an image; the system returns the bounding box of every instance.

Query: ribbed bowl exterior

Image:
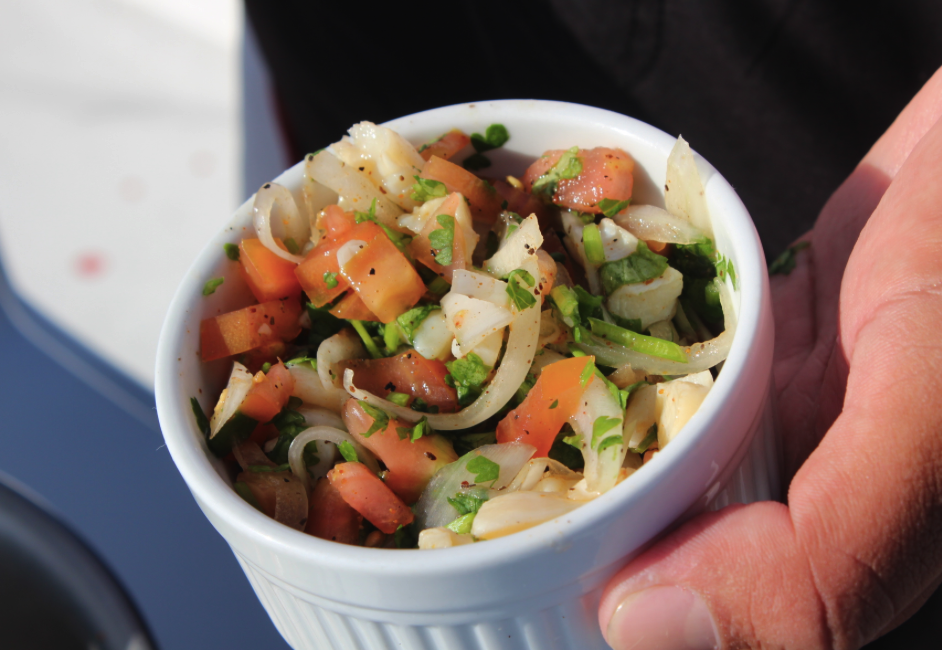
[234,393,779,650]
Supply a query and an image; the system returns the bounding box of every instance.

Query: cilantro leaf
[716,253,738,288]
[462,153,491,171]
[284,237,300,255]
[769,241,810,276]
[286,356,317,371]
[396,305,440,344]
[591,415,622,449]
[563,433,583,448]
[387,392,410,407]
[355,198,413,254]
[358,401,389,437]
[410,397,440,414]
[470,124,510,153]
[505,269,537,311]
[338,440,359,463]
[445,353,490,406]
[550,399,559,410]
[599,242,668,295]
[446,512,476,534]
[629,423,658,454]
[266,406,314,465]
[305,302,345,350]
[190,397,210,437]
[350,319,384,359]
[447,492,488,516]
[531,146,583,199]
[549,285,580,327]
[428,214,455,265]
[396,416,430,443]
[411,176,448,202]
[579,358,596,388]
[550,430,585,470]
[597,435,624,452]
[598,198,631,218]
[202,277,224,296]
[322,271,339,289]
[452,431,496,456]
[223,243,240,261]
[466,455,500,486]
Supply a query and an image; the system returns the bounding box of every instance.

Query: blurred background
[0,1,939,649]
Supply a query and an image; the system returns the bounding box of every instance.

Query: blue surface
[0,265,288,649]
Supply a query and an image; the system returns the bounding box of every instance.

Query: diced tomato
[491,178,552,228]
[239,362,295,423]
[522,147,634,214]
[341,234,426,323]
[409,193,468,283]
[337,351,457,413]
[295,220,384,307]
[249,422,280,446]
[305,476,363,544]
[316,204,356,241]
[200,297,303,362]
[239,340,287,374]
[421,156,502,223]
[329,291,379,322]
[328,462,414,534]
[239,238,302,302]
[419,129,471,162]
[343,400,459,504]
[496,355,596,457]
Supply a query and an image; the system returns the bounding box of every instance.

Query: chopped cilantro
[202,277,224,295]
[445,353,490,406]
[716,253,738,288]
[410,397,440,414]
[223,243,240,261]
[190,397,210,437]
[428,214,456,265]
[286,356,317,371]
[462,153,491,171]
[445,512,476,534]
[411,176,448,202]
[305,302,346,350]
[599,242,668,295]
[447,492,488,516]
[505,269,537,311]
[323,271,339,288]
[338,440,359,463]
[355,198,413,254]
[583,222,605,265]
[550,430,585,470]
[350,319,384,359]
[260,362,271,374]
[549,285,580,327]
[358,401,389,437]
[471,124,510,152]
[630,423,658,454]
[394,522,418,548]
[396,305,441,344]
[427,276,451,296]
[452,431,496,456]
[266,407,313,465]
[591,416,622,449]
[466,455,500,486]
[549,399,559,409]
[284,237,300,255]
[578,212,596,225]
[598,198,631,218]
[234,481,262,511]
[383,322,401,354]
[531,146,583,199]
[387,392,410,407]
[769,241,810,276]
[579,358,596,387]
[563,433,583,448]
[597,435,624,452]
[396,416,430,443]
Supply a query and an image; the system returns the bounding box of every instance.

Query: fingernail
[605,586,719,650]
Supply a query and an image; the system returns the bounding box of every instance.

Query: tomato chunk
[306,476,363,544]
[496,355,596,457]
[316,204,357,241]
[239,362,295,423]
[239,238,302,302]
[491,178,551,228]
[338,351,457,413]
[329,291,379,322]
[295,220,384,307]
[409,193,469,283]
[328,462,414,534]
[342,400,459,504]
[419,129,471,162]
[522,147,634,213]
[421,155,502,223]
[341,234,426,323]
[200,297,303,362]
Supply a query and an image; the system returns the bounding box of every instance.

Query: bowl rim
[155,99,768,579]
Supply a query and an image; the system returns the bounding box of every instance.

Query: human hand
[598,66,942,650]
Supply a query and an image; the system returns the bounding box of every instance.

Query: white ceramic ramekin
[155,100,778,650]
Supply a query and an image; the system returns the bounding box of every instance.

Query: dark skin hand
[598,67,942,650]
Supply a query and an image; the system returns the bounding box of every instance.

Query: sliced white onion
[615,204,705,244]
[451,269,511,309]
[442,292,514,356]
[484,214,543,278]
[296,405,346,430]
[504,458,581,493]
[288,426,380,490]
[287,363,349,412]
[343,257,542,429]
[304,150,403,227]
[530,349,566,376]
[317,328,366,389]
[412,311,453,361]
[232,440,275,471]
[471,492,581,540]
[238,470,308,530]
[252,182,305,264]
[597,217,639,261]
[665,136,714,240]
[210,362,253,436]
[570,378,626,493]
[413,442,536,531]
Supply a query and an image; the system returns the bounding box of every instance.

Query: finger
[773,65,942,473]
[599,87,942,650]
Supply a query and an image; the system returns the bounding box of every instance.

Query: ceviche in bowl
[156,101,775,650]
